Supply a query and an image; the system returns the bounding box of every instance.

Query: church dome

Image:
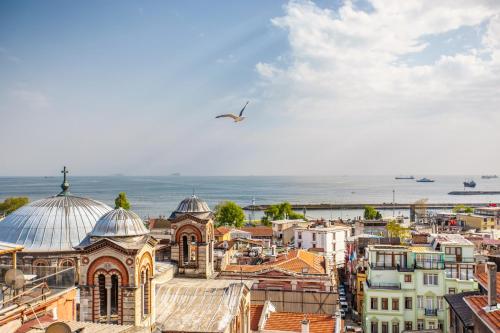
[169,195,211,219]
[89,208,149,237]
[0,195,111,252]
[0,167,112,252]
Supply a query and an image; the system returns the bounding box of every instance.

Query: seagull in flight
[216,101,249,122]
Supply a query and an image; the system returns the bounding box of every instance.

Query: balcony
[415,260,445,270]
[424,308,438,316]
[369,263,397,270]
[397,264,415,272]
[366,280,401,290]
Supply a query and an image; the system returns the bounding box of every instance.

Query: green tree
[0,197,29,216]
[452,204,474,213]
[115,192,131,210]
[386,220,410,240]
[214,201,245,227]
[261,202,305,225]
[364,206,382,220]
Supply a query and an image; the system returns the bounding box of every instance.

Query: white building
[294,224,351,267]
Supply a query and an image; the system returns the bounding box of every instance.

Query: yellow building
[215,226,232,242]
[356,270,367,316]
[457,213,496,231]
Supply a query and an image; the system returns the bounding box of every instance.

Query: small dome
[0,195,112,251]
[169,195,211,219]
[89,208,149,237]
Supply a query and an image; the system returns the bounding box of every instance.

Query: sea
[1,175,499,220]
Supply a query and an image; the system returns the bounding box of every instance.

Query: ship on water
[395,176,415,180]
[482,175,498,179]
[416,177,435,183]
[463,179,476,188]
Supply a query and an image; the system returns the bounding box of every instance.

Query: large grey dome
[0,195,112,252]
[89,208,149,237]
[169,195,211,219]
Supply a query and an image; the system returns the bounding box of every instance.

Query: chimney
[301,318,310,333]
[487,262,497,308]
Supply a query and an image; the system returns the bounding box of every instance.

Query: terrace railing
[424,308,438,316]
[415,260,445,270]
[366,281,401,290]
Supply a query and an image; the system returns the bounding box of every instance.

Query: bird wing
[239,101,249,117]
[216,113,238,120]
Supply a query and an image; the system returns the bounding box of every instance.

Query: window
[437,296,444,310]
[371,297,378,310]
[448,288,456,294]
[98,274,107,317]
[333,243,336,251]
[417,320,424,330]
[312,243,316,248]
[423,273,438,285]
[417,296,424,309]
[298,232,302,240]
[381,298,388,310]
[404,321,412,331]
[111,275,119,316]
[381,322,388,333]
[312,233,316,241]
[360,282,364,292]
[404,274,412,283]
[428,321,436,329]
[182,236,189,264]
[371,321,378,333]
[392,298,399,311]
[405,297,412,309]
[438,321,444,330]
[392,322,399,333]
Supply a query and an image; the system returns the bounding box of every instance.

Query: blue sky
[1,1,500,176]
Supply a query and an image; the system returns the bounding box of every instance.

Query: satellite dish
[45,322,72,333]
[4,269,25,290]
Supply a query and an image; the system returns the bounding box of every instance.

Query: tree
[115,192,131,210]
[214,201,245,227]
[0,197,29,216]
[261,202,305,225]
[452,204,474,213]
[386,220,410,240]
[364,206,382,220]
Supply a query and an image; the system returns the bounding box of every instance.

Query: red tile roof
[264,312,335,333]
[224,249,326,275]
[475,272,500,296]
[250,304,264,331]
[464,295,500,333]
[215,226,232,236]
[238,226,273,237]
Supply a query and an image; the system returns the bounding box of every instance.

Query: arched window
[182,236,189,264]
[98,274,107,317]
[190,236,197,262]
[111,275,119,317]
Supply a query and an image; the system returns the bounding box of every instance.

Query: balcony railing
[415,260,445,270]
[397,264,415,272]
[366,281,401,290]
[424,308,438,316]
[443,255,474,263]
[370,263,397,270]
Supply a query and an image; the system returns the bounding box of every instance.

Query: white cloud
[246,0,500,174]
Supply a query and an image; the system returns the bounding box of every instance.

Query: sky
[1,0,500,176]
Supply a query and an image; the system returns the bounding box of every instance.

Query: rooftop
[263,312,336,333]
[444,291,482,328]
[250,304,264,331]
[475,272,500,295]
[464,296,500,333]
[224,249,326,275]
[155,278,252,333]
[431,233,474,246]
[237,226,273,237]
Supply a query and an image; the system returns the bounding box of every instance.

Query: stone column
[106,286,112,323]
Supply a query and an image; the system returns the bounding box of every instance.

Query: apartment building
[294,223,351,267]
[363,234,478,333]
